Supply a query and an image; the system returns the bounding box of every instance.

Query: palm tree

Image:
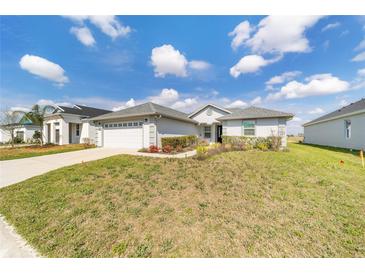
[25,104,55,146]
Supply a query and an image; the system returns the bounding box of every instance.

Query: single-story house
[0,116,41,144]
[43,105,111,145]
[303,98,365,150]
[88,102,293,149]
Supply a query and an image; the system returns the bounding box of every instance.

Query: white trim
[303,109,365,127]
[188,104,231,118]
[55,105,64,112]
[73,104,82,110]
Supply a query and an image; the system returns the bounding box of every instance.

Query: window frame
[345,120,351,139]
[76,124,80,136]
[204,126,211,139]
[242,120,256,136]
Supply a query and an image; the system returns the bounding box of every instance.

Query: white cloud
[171,98,198,110]
[230,54,280,77]
[250,96,262,105]
[245,16,323,54]
[292,116,302,122]
[339,99,349,107]
[149,88,180,104]
[354,38,365,51]
[151,44,188,77]
[112,98,136,111]
[358,68,365,77]
[308,107,325,114]
[188,60,211,70]
[10,106,30,113]
[70,26,96,47]
[266,71,301,86]
[226,100,248,108]
[19,54,69,86]
[267,73,350,100]
[229,20,251,50]
[352,51,365,62]
[65,16,131,40]
[321,22,341,32]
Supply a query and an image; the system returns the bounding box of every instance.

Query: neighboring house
[303,98,365,150]
[43,105,111,145]
[89,102,293,149]
[0,116,41,143]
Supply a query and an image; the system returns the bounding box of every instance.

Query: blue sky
[1,15,365,134]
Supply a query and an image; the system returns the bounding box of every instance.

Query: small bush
[138,148,148,152]
[161,135,197,149]
[148,145,160,153]
[13,136,24,144]
[32,131,42,143]
[175,145,183,152]
[162,144,173,153]
[257,142,268,151]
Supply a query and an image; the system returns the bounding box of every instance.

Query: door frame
[55,129,60,144]
[216,124,223,143]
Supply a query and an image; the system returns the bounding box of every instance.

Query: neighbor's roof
[303,98,365,127]
[91,102,198,124]
[53,105,111,118]
[217,106,294,121]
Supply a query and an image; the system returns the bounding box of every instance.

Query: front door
[55,129,60,144]
[216,125,222,143]
[69,123,72,144]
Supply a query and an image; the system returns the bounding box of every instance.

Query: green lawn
[0,144,95,161]
[0,143,364,257]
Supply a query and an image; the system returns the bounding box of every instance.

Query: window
[242,120,255,136]
[16,131,24,141]
[123,122,127,127]
[118,123,123,127]
[76,124,80,136]
[54,122,60,126]
[139,121,143,126]
[105,124,109,128]
[133,122,138,126]
[128,122,133,127]
[204,126,211,139]
[345,120,351,139]
[113,123,118,127]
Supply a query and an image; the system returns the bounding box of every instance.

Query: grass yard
[0,144,95,161]
[0,143,364,257]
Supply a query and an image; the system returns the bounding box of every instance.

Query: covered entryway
[103,127,143,148]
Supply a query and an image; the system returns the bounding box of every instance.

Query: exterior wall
[43,118,68,145]
[190,106,229,125]
[223,118,288,146]
[15,125,40,142]
[80,121,97,144]
[0,128,11,143]
[156,117,199,147]
[304,113,365,150]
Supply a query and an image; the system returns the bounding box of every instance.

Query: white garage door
[103,127,143,148]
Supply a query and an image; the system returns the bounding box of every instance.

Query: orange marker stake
[361,150,364,168]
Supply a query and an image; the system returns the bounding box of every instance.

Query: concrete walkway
[0,216,38,257]
[0,147,138,188]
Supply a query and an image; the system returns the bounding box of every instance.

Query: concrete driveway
[0,147,136,188]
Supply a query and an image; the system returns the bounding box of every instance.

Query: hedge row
[222,135,282,150]
[161,135,197,148]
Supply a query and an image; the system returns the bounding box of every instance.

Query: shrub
[162,144,173,153]
[161,135,197,149]
[257,142,269,151]
[196,145,209,160]
[138,148,148,152]
[175,145,183,152]
[222,136,282,150]
[268,136,282,151]
[148,145,159,153]
[32,131,42,143]
[13,136,24,144]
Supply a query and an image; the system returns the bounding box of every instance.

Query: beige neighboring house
[89,102,293,149]
[43,105,111,145]
[303,98,365,150]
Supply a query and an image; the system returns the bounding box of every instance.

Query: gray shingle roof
[54,105,111,118]
[217,106,293,121]
[304,98,365,126]
[91,102,197,124]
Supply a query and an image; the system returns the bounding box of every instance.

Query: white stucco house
[0,117,41,144]
[43,105,111,145]
[303,98,365,150]
[88,102,293,148]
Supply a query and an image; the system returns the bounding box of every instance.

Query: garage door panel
[103,128,143,148]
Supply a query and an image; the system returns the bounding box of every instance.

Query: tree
[0,107,25,147]
[25,104,55,146]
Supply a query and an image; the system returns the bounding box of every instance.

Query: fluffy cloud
[267,73,350,100]
[244,16,322,54]
[229,20,251,50]
[188,60,211,70]
[230,55,279,77]
[151,45,188,77]
[308,107,325,114]
[65,16,131,40]
[10,106,30,113]
[70,26,96,47]
[226,100,248,108]
[19,54,69,86]
[250,96,262,105]
[149,88,180,104]
[358,68,365,77]
[352,51,365,62]
[150,45,210,77]
[266,71,301,88]
[171,98,198,109]
[321,22,341,32]
[112,98,136,111]
[354,38,365,51]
